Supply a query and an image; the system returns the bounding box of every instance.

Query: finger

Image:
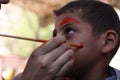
[50,49,73,73]
[0,0,9,4]
[35,45,71,70]
[33,36,66,55]
[45,44,71,63]
[57,59,74,77]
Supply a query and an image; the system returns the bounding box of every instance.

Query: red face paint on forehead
[59,16,80,27]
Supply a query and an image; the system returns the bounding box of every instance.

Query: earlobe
[101,30,118,54]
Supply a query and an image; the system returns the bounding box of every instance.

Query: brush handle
[0,34,83,47]
[0,34,47,42]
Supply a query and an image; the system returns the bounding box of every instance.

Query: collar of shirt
[61,67,120,80]
[106,67,120,80]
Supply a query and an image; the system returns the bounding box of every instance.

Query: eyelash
[64,27,75,35]
[63,26,77,39]
[53,25,77,37]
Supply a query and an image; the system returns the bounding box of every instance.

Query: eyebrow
[59,16,80,27]
[61,23,72,29]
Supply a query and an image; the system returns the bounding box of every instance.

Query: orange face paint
[59,16,80,27]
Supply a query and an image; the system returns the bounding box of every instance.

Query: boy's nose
[55,34,66,41]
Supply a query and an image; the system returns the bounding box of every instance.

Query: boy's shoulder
[115,68,120,80]
[106,67,120,80]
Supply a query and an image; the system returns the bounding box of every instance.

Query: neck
[67,56,111,80]
[79,65,109,80]
[68,67,109,80]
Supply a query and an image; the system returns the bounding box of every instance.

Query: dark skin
[0,0,9,8]
[0,0,9,4]
[13,12,118,80]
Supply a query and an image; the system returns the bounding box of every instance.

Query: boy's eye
[65,27,75,35]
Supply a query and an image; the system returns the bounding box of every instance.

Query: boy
[13,1,120,80]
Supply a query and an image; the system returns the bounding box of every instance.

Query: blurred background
[0,0,119,80]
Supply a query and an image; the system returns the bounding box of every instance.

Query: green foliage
[6,9,54,58]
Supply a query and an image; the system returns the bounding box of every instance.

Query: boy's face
[54,13,103,76]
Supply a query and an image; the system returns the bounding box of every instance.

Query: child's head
[54,0,120,55]
[53,1,120,78]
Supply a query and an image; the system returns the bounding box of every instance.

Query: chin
[63,64,85,79]
[63,66,81,79]
[64,71,81,79]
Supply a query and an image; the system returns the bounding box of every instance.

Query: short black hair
[54,0,120,54]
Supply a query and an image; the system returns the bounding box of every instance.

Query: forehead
[55,13,82,27]
[55,13,93,32]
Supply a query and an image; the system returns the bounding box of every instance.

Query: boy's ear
[101,30,118,54]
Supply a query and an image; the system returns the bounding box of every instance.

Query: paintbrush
[0,34,83,48]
